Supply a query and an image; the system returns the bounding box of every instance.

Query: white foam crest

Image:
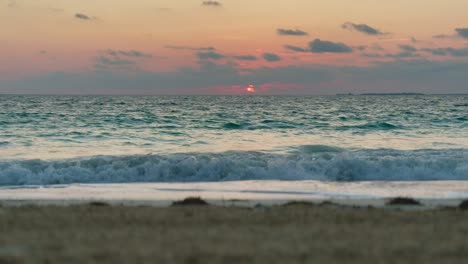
[0,148,467,186]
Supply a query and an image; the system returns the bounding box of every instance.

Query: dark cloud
[455,28,468,39]
[360,45,420,59]
[399,45,418,52]
[197,51,225,60]
[96,56,134,66]
[285,39,354,53]
[422,48,448,56]
[343,60,468,94]
[309,39,353,53]
[5,60,468,95]
[75,13,95,20]
[95,49,154,69]
[262,53,282,62]
[277,28,308,36]
[433,28,468,39]
[368,45,468,59]
[0,62,331,95]
[284,45,309,52]
[386,45,418,59]
[202,1,222,7]
[361,53,382,58]
[433,34,451,39]
[106,50,152,58]
[355,45,367,51]
[342,22,384,36]
[385,51,419,59]
[165,45,216,51]
[422,47,468,57]
[233,55,258,61]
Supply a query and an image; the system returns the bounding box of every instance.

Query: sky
[1,0,468,95]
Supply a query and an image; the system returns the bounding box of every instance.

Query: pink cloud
[257,82,307,92]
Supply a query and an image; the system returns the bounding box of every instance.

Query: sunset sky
[1,0,468,94]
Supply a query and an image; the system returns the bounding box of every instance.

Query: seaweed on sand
[386,197,421,206]
[172,197,209,206]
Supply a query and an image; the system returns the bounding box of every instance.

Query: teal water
[0,95,467,185]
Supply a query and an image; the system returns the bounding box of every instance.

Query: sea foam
[0,148,466,186]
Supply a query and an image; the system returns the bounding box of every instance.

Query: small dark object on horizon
[387,197,421,206]
[88,201,110,207]
[172,197,209,206]
[458,200,468,210]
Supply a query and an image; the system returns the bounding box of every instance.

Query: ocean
[0,95,467,200]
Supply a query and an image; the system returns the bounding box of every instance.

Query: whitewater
[0,95,467,202]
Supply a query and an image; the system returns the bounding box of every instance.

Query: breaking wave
[0,147,467,186]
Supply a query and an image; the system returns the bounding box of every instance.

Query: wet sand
[1,201,468,264]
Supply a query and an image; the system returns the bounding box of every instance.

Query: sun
[246,84,256,93]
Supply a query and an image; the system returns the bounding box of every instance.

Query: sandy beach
[1,201,468,264]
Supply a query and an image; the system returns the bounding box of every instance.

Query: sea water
[0,95,467,191]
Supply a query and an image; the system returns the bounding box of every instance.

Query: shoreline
[1,180,468,209]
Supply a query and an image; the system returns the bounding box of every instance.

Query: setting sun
[246,84,256,93]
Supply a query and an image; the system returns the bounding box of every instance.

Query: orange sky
[1,0,468,94]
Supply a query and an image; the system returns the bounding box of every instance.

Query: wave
[297,145,344,153]
[337,122,401,131]
[0,147,467,186]
[223,122,245,129]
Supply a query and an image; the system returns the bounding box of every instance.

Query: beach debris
[458,200,468,210]
[386,197,421,206]
[88,201,110,207]
[283,201,316,207]
[172,197,209,206]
